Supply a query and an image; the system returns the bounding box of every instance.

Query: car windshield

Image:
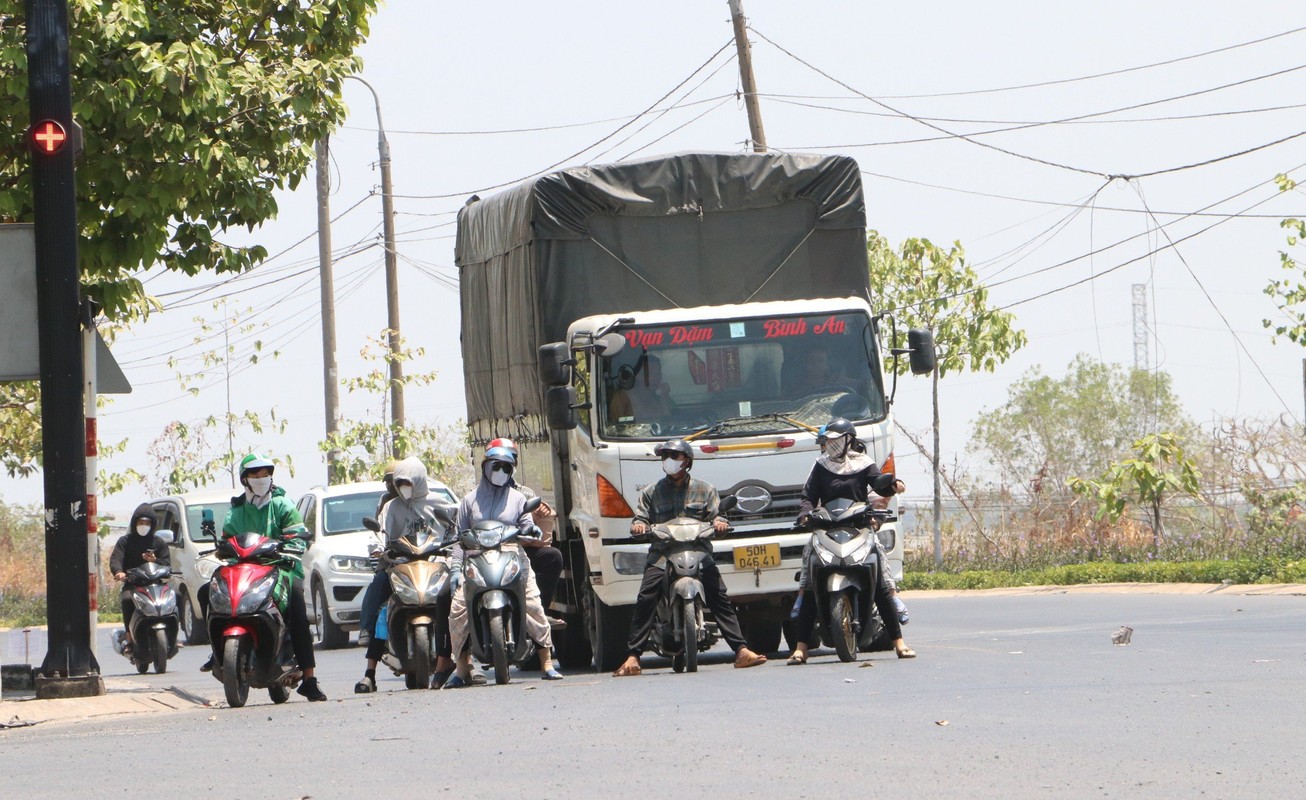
[323,492,384,535]
[599,311,885,439]
[185,502,230,543]
[430,487,455,505]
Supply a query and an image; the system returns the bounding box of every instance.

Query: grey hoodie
[379,457,451,544]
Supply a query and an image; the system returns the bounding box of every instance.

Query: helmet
[238,453,275,478]
[488,437,518,456]
[653,439,694,466]
[817,418,856,442]
[484,445,517,466]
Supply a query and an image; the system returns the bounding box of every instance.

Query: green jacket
[222,486,307,609]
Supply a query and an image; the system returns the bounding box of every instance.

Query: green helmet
[239,453,275,478]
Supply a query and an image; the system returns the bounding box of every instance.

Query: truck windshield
[598,311,885,439]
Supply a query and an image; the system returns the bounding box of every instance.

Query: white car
[151,488,235,645]
[297,479,456,648]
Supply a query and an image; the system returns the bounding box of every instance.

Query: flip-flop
[785,653,808,666]
[612,663,642,677]
[896,647,916,659]
[734,652,768,669]
[542,668,565,681]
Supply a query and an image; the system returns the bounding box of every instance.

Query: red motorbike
[205,531,303,708]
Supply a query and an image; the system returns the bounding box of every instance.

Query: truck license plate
[733,543,780,570]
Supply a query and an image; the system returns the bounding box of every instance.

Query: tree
[1263,174,1306,346]
[971,355,1196,503]
[867,232,1027,567]
[1,0,379,318]
[1068,432,1202,550]
[321,332,474,493]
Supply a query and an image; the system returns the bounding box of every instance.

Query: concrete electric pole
[315,136,341,480]
[728,0,767,153]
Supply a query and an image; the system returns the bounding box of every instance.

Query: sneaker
[199,655,214,673]
[297,677,328,701]
[354,676,376,694]
[358,630,371,647]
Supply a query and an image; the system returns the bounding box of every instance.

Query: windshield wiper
[690,412,817,439]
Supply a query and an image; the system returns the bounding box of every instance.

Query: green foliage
[322,332,475,493]
[971,355,1196,500]
[1068,432,1202,536]
[1,0,379,319]
[1263,174,1306,346]
[867,231,1027,378]
[900,559,1306,591]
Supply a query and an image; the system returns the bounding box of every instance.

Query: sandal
[785,652,808,666]
[612,662,642,677]
[354,676,376,694]
[895,646,916,659]
[734,650,767,669]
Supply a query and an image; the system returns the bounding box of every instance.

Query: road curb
[905,582,1306,598]
[2,680,212,729]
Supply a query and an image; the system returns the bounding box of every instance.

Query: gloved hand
[450,569,464,592]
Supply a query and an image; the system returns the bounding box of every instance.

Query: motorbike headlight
[849,540,873,565]
[463,562,486,588]
[131,590,154,613]
[816,547,836,566]
[237,573,277,615]
[503,557,522,585]
[157,590,178,616]
[613,552,645,575]
[875,527,895,552]
[390,572,420,604]
[330,555,373,574]
[208,577,232,616]
[477,529,502,549]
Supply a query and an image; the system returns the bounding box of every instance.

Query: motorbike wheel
[682,599,699,674]
[153,629,169,674]
[671,653,686,673]
[223,637,250,708]
[268,683,290,704]
[408,625,432,690]
[135,655,149,675]
[489,613,510,685]
[831,593,858,663]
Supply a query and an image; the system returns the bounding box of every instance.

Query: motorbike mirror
[362,516,381,533]
[718,495,738,515]
[523,496,543,515]
[431,504,456,527]
[154,529,175,545]
[871,472,897,496]
[200,509,217,542]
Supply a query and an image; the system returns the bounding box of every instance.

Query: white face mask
[662,458,685,475]
[398,485,414,501]
[822,435,851,460]
[247,476,273,496]
[135,523,151,536]
[488,469,511,487]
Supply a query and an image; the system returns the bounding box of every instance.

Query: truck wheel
[313,583,350,650]
[585,586,632,673]
[180,589,208,646]
[743,618,784,655]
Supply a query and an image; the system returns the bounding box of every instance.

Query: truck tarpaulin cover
[456,152,870,433]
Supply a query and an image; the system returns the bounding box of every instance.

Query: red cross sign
[30,120,68,154]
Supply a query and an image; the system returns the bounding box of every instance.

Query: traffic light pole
[27,0,103,696]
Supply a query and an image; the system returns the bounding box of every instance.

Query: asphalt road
[3,591,1304,799]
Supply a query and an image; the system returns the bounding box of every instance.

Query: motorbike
[364,506,459,690]
[457,496,545,685]
[642,495,738,674]
[800,498,890,662]
[111,545,180,675]
[204,526,308,708]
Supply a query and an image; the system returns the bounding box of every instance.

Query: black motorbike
[800,498,890,662]
[112,560,180,674]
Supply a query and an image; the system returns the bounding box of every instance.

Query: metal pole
[315,136,341,481]
[728,0,767,152]
[83,308,98,659]
[347,76,405,444]
[26,0,101,691]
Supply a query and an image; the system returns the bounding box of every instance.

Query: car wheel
[179,588,209,646]
[313,582,350,650]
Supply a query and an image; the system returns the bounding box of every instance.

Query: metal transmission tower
[1132,284,1149,371]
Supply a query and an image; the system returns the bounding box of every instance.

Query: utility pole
[315,136,341,480]
[26,0,103,696]
[728,0,767,152]
[1131,284,1149,371]
[348,76,405,445]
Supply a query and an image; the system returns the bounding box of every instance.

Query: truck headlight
[613,552,645,575]
[330,555,373,574]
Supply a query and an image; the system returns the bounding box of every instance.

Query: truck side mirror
[907,329,936,376]
[538,342,572,387]
[545,386,579,430]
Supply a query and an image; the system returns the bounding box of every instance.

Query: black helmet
[818,418,856,441]
[654,438,694,466]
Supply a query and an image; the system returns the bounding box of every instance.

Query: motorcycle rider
[199,453,327,701]
[354,456,458,693]
[444,444,564,686]
[786,418,914,665]
[612,439,768,677]
[110,503,171,653]
[486,437,565,622]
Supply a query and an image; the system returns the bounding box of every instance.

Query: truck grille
[721,486,804,527]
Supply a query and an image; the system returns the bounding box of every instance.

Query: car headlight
[613,552,646,575]
[875,526,895,552]
[463,562,486,588]
[208,576,232,616]
[197,557,219,582]
[237,574,277,615]
[330,555,373,574]
[390,572,420,604]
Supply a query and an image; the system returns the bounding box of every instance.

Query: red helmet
[488,437,518,455]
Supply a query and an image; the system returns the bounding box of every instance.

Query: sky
[4,0,1305,521]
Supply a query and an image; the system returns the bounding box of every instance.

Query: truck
[456,152,934,671]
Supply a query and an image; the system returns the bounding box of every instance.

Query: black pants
[793,571,902,647]
[120,591,135,636]
[525,545,563,611]
[199,575,316,670]
[626,562,747,657]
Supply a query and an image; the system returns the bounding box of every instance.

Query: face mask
[247,476,272,496]
[398,485,414,501]
[662,458,685,475]
[488,469,511,487]
[822,436,850,460]
[135,523,151,536]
